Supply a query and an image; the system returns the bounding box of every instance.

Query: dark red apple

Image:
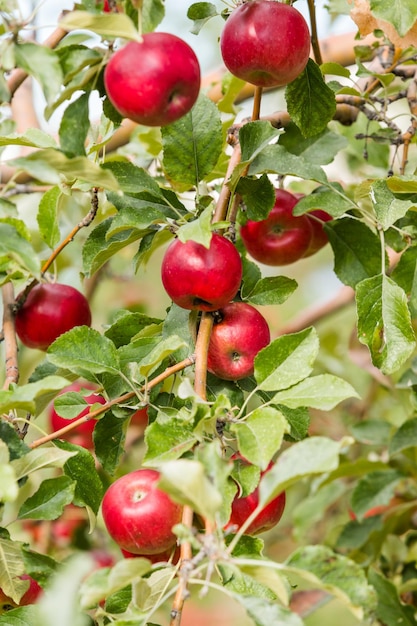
[220,0,310,88]
[225,456,286,535]
[207,302,270,380]
[303,209,332,257]
[101,468,183,555]
[130,406,149,428]
[49,382,106,449]
[0,575,42,613]
[15,282,92,351]
[121,545,180,564]
[240,189,313,265]
[161,234,242,311]
[104,33,201,127]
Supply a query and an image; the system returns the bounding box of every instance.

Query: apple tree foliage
[1,0,417,624]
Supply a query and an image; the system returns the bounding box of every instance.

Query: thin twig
[2,282,19,390]
[29,356,195,449]
[307,0,323,65]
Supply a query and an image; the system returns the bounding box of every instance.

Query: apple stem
[212,142,242,225]
[252,86,263,121]
[193,312,214,400]
[307,0,323,65]
[1,283,19,391]
[29,355,195,449]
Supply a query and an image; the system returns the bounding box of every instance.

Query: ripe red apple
[303,209,332,257]
[207,302,270,380]
[225,456,286,535]
[240,189,313,266]
[161,234,242,312]
[0,575,42,613]
[220,0,310,88]
[101,0,121,11]
[104,33,201,127]
[101,469,183,555]
[48,382,106,449]
[130,406,149,428]
[15,282,92,351]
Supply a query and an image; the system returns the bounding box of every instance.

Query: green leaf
[105,310,163,348]
[239,121,281,163]
[0,536,26,604]
[286,546,377,619]
[187,2,218,34]
[320,62,351,78]
[351,470,403,520]
[10,447,77,481]
[0,223,40,280]
[368,569,416,626]
[356,274,416,374]
[94,412,128,475]
[0,441,18,502]
[176,204,213,248]
[7,149,119,190]
[56,440,104,513]
[370,179,415,230]
[254,328,319,392]
[258,436,349,506]
[242,275,297,306]
[102,161,163,196]
[0,128,58,149]
[17,475,76,520]
[0,422,30,461]
[37,186,61,249]
[82,217,142,277]
[249,143,328,184]
[350,419,391,446]
[138,335,187,377]
[292,185,352,218]
[59,11,140,41]
[279,123,347,165]
[220,564,277,601]
[158,459,223,521]
[161,94,223,186]
[231,407,290,470]
[236,174,275,221]
[59,92,90,157]
[47,327,121,377]
[272,374,359,410]
[285,59,336,138]
[326,218,383,288]
[390,245,417,317]
[389,417,417,456]
[0,376,71,415]
[14,43,63,106]
[0,605,41,625]
[369,0,417,37]
[143,419,198,464]
[236,595,304,626]
[142,0,165,32]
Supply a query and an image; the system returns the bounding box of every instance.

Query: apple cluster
[240,189,332,266]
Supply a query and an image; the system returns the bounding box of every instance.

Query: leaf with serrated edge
[17,475,76,520]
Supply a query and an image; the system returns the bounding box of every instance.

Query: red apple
[207,302,270,380]
[0,575,42,613]
[240,189,313,265]
[303,209,332,257]
[51,504,88,544]
[161,234,242,312]
[130,406,149,428]
[220,0,310,88]
[225,456,286,535]
[15,283,92,351]
[101,469,183,555]
[48,382,106,449]
[104,33,201,127]
[102,0,121,11]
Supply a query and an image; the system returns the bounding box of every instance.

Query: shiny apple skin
[226,457,286,535]
[15,283,92,351]
[220,0,310,88]
[104,33,201,127]
[161,234,242,312]
[49,382,106,449]
[101,469,182,555]
[207,302,270,380]
[240,189,313,266]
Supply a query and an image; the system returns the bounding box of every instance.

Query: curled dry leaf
[349,0,417,47]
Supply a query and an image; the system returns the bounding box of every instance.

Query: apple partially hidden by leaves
[48,382,106,449]
[225,456,286,535]
[104,33,201,127]
[240,189,313,266]
[15,282,92,351]
[101,469,183,555]
[220,0,310,88]
[207,302,270,380]
[0,575,42,613]
[161,234,242,311]
[303,209,332,257]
